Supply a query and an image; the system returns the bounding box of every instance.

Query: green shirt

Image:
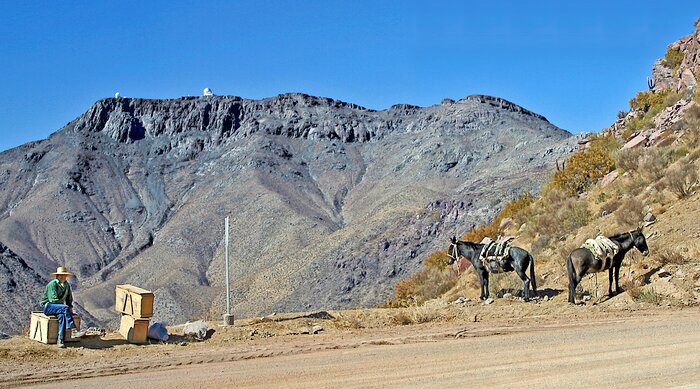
[40,279,73,307]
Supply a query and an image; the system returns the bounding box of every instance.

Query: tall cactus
[647,76,656,91]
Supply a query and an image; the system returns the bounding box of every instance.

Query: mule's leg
[614,265,623,293]
[608,267,614,296]
[482,272,490,300]
[515,267,530,300]
[566,256,578,304]
[477,271,487,300]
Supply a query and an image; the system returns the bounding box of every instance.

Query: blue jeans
[43,303,77,342]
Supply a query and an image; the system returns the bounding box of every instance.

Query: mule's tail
[566,254,576,304]
[529,253,537,295]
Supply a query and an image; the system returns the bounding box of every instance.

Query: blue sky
[1,1,699,152]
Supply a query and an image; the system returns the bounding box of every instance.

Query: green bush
[662,47,684,74]
[630,90,668,112]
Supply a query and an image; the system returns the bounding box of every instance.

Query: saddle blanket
[479,240,511,273]
[581,236,619,271]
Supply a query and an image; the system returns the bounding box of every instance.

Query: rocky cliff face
[604,18,700,149]
[0,93,576,333]
[652,18,700,92]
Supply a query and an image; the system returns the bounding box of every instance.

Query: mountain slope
[0,93,576,333]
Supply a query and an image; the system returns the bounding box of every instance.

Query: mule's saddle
[479,239,511,273]
[581,236,620,271]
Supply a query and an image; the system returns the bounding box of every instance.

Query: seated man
[41,266,79,348]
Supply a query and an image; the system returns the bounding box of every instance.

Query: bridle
[448,242,460,264]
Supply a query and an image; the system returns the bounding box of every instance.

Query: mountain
[0,93,577,333]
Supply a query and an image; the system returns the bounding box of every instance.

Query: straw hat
[51,266,75,277]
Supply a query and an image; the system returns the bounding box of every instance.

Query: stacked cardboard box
[115,284,153,344]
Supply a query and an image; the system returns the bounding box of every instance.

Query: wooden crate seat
[29,311,81,344]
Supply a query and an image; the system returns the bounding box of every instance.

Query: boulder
[623,134,647,149]
[601,171,619,187]
[680,69,697,90]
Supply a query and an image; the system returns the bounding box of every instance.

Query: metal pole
[225,216,230,314]
[223,216,233,325]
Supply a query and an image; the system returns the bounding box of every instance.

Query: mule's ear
[451,236,457,244]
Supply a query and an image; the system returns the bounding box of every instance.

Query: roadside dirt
[2,303,699,388]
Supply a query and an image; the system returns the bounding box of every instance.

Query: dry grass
[656,248,688,266]
[635,287,661,305]
[600,197,622,216]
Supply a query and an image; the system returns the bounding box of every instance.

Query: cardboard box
[119,314,150,344]
[115,284,154,319]
[29,311,81,344]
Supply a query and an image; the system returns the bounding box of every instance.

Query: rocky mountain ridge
[0,92,576,334]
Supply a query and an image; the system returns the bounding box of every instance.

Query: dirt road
[11,309,700,388]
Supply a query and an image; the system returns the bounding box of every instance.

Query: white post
[223,216,233,325]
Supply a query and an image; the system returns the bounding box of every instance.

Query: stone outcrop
[652,18,700,92]
[608,19,700,149]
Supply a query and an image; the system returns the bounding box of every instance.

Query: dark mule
[447,237,537,301]
[567,228,649,304]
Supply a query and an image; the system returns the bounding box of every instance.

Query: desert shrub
[615,148,642,173]
[530,235,551,255]
[411,306,440,323]
[630,90,668,113]
[627,89,680,133]
[525,196,590,238]
[461,192,535,242]
[657,248,688,265]
[663,158,699,198]
[549,135,619,196]
[638,148,668,183]
[662,46,684,74]
[499,192,536,220]
[595,191,609,204]
[664,146,689,165]
[682,104,700,148]
[636,287,661,304]
[461,223,499,243]
[614,196,644,229]
[645,187,667,208]
[689,148,700,162]
[423,251,451,269]
[600,197,622,216]
[390,310,413,326]
[559,198,592,233]
[390,266,457,307]
[333,313,365,329]
[626,115,654,132]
